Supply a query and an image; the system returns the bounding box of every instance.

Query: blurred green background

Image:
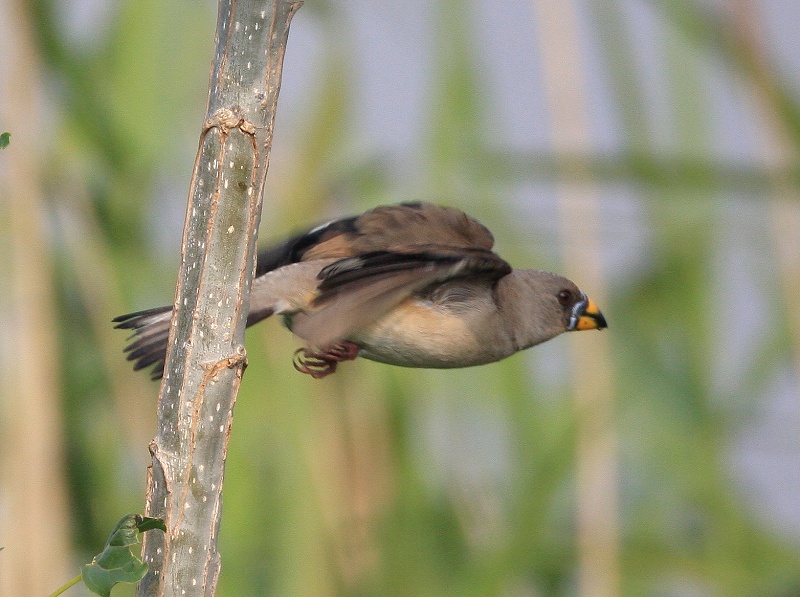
[2,0,800,596]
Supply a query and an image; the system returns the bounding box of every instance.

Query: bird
[113,202,607,379]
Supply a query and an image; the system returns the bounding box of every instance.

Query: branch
[136,1,302,596]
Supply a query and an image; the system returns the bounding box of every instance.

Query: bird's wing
[256,203,497,275]
[290,247,512,348]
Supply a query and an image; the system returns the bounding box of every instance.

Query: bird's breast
[353,297,516,369]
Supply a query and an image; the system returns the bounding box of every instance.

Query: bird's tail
[112,306,174,380]
[113,304,275,380]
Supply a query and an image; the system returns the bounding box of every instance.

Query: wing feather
[290,248,511,347]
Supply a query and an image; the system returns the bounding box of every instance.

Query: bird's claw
[293,342,361,379]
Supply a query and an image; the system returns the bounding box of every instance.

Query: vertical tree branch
[137,1,302,596]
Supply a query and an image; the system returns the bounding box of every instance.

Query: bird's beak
[568,294,608,331]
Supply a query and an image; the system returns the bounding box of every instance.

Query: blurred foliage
[5,0,800,596]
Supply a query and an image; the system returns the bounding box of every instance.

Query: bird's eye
[557,290,572,307]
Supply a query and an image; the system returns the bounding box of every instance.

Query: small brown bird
[114,203,607,379]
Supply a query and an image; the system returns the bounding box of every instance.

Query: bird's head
[511,271,607,347]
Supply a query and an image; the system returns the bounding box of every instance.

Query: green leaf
[80,514,164,597]
[136,516,167,533]
[0,132,9,148]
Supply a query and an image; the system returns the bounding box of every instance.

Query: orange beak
[567,295,607,331]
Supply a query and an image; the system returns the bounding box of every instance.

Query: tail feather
[125,335,170,363]
[114,303,276,380]
[116,253,326,380]
[113,306,173,380]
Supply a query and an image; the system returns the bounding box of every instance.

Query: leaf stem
[47,574,82,597]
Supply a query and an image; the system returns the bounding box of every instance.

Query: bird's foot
[293,341,361,379]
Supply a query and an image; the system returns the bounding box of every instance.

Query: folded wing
[290,247,511,347]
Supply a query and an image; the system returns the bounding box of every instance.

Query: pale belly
[351,298,516,369]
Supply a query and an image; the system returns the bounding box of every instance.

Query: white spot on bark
[227,225,234,234]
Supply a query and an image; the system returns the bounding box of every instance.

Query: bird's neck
[495,270,562,351]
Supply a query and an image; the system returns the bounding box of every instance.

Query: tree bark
[137,1,302,595]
